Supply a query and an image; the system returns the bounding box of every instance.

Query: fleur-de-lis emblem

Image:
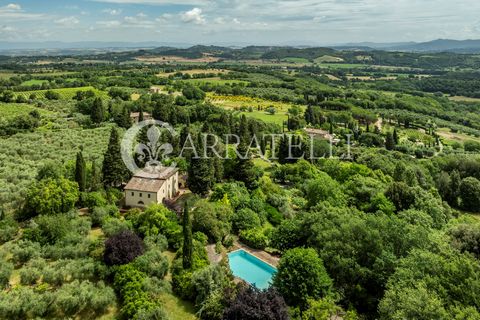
[135,125,173,172]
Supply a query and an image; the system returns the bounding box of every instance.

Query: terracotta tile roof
[125,176,165,192]
[124,167,178,192]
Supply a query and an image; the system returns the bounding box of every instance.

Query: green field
[21,79,49,86]
[0,103,54,119]
[184,78,249,85]
[206,93,302,125]
[15,86,109,100]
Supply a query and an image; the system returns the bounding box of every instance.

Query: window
[131,192,134,196]
[148,194,151,199]
[139,193,142,197]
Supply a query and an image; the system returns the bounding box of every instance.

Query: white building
[124,167,179,208]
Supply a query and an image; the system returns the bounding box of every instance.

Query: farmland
[1,45,480,320]
[14,86,109,100]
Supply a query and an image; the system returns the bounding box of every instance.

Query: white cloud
[54,16,80,27]
[103,8,122,15]
[5,3,21,10]
[91,0,208,5]
[181,8,205,25]
[97,20,122,27]
[156,13,173,23]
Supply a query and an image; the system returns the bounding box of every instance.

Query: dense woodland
[1,47,480,319]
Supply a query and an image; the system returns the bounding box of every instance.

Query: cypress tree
[138,108,144,122]
[233,142,261,190]
[187,135,214,196]
[393,127,399,144]
[102,127,129,187]
[182,202,193,269]
[385,131,395,150]
[90,160,101,191]
[75,150,87,192]
[91,97,105,124]
[278,134,289,164]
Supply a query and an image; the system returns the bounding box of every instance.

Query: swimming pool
[228,249,277,289]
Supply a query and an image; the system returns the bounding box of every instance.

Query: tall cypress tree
[187,134,214,196]
[139,108,144,122]
[393,127,399,144]
[90,160,101,191]
[234,142,261,189]
[102,127,129,187]
[91,98,105,124]
[182,202,193,269]
[385,131,395,151]
[75,150,87,192]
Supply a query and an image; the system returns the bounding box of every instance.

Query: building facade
[124,167,179,208]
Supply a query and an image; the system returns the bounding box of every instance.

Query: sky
[1,0,480,45]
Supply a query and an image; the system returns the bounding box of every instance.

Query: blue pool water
[228,250,277,289]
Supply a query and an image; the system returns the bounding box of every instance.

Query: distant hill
[337,39,480,53]
[390,39,480,53]
[260,47,337,61]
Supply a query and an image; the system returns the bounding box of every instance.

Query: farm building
[130,112,152,123]
[124,167,179,208]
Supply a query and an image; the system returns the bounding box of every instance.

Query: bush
[114,264,157,319]
[231,208,261,232]
[273,248,332,309]
[133,249,169,279]
[0,261,13,288]
[81,192,108,209]
[24,214,70,245]
[0,215,17,244]
[127,204,182,249]
[192,200,232,243]
[102,217,132,238]
[104,230,145,266]
[264,204,283,226]
[223,286,289,320]
[239,228,269,249]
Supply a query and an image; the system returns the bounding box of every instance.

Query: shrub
[24,214,70,245]
[273,248,332,309]
[114,264,157,319]
[81,192,108,209]
[0,215,17,244]
[231,208,261,232]
[102,217,132,238]
[127,204,182,249]
[22,178,79,219]
[0,261,13,288]
[239,228,269,249]
[191,265,231,307]
[223,286,289,320]
[9,240,42,265]
[104,230,145,266]
[264,204,283,226]
[133,249,169,279]
[192,200,232,243]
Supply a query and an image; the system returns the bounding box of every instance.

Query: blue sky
[0,0,480,45]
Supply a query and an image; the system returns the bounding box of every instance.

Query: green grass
[159,293,197,320]
[316,63,368,69]
[0,103,54,119]
[184,78,249,85]
[15,86,109,100]
[0,72,17,79]
[236,110,287,126]
[281,57,310,63]
[21,79,49,86]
